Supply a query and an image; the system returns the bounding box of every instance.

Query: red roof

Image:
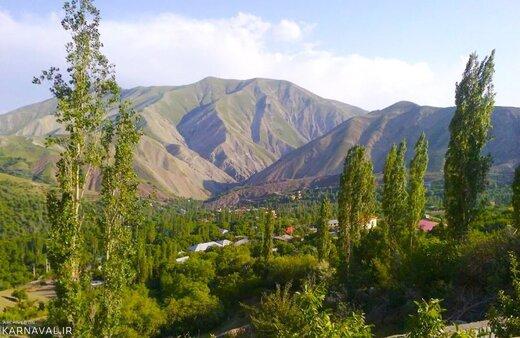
[418,219,438,232]
[285,226,295,235]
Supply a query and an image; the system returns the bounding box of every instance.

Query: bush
[407,298,445,338]
[119,286,164,337]
[489,252,520,337]
[11,288,28,302]
[244,282,372,337]
[266,254,327,287]
[163,285,224,335]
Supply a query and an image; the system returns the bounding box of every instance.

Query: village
[177,206,440,263]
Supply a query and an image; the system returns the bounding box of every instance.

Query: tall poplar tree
[262,211,275,260]
[408,133,429,248]
[338,146,376,272]
[317,197,332,261]
[34,0,120,330]
[444,51,495,239]
[382,141,408,235]
[382,144,397,218]
[95,102,141,337]
[513,165,520,229]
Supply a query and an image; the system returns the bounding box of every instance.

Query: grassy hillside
[0,77,364,197]
[0,173,48,289]
[0,136,56,184]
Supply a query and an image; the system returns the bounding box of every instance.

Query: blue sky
[1,0,519,112]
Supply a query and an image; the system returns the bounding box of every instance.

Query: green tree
[118,286,165,338]
[408,298,445,338]
[317,198,332,261]
[444,51,495,239]
[408,133,429,249]
[34,0,120,331]
[382,141,408,239]
[262,211,275,260]
[513,166,520,229]
[338,146,376,271]
[11,289,28,302]
[95,102,141,337]
[245,283,372,337]
[489,252,520,337]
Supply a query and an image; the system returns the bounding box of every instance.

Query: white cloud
[0,10,462,112]
[272,19,302,41]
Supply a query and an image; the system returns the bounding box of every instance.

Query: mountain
[247,101,520,185]
[0,77,364,199]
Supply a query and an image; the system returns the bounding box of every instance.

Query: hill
[0,77,364,198]
[247,102,520,185]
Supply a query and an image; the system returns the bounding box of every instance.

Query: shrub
[11,288,28,302]
[244,282,372,337]
[489,252,520,337]
[119,286,164,337]
[407,298,445,338]
[266,254,326,287]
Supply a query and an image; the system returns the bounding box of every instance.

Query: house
[418,219,439,232]
[289,190,302,201]
[234,237,250,246]
[188,241,222,252]
[91,280,104,287]
[176,256,189,263]
[216,239,232,247]
[328,218,377,230]
[328,219,339,228]
[218,228,229,235]
[365,217,378,230]
[273,234,293,242]
[285,226,295,235]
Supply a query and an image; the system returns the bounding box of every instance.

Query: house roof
[273,234,293,242]
[188,241,221,252]
[418,219,439,232]
[216,239,232,246]
[234,238,250,246]
[176,256,189,263]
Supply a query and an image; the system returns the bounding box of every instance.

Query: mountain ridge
[0,77,365,199]
[246,102,520,186]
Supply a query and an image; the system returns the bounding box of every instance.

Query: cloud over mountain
[1,10,461,113]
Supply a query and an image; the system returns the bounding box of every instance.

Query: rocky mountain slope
[248,101,520,185]
[0,77,364,198]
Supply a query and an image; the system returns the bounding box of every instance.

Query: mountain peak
[383,100,420,111]
[0,77,366,199]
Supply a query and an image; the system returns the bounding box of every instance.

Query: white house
[365,217,378,230]
[273,234,293,242]
[188,241,221,252]
[216,239,232,247]
[188,239,233,252]
[218,228,229,235]
[234,237,250,246]
[91,280,104,287]
[175,256,189,263]
[327,218,377,230]
[328,219,339,228]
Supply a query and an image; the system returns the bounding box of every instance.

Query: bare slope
[248,102,520,185]
[0,77,363,198]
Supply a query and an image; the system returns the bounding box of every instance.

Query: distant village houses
[418,219,439,232]
[187,237,249,253]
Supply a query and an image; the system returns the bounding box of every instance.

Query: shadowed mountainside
[0,77,364,198]
[247,102,520,186]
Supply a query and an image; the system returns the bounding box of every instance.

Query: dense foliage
[444,51,496,239]
[338,145,376,272]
